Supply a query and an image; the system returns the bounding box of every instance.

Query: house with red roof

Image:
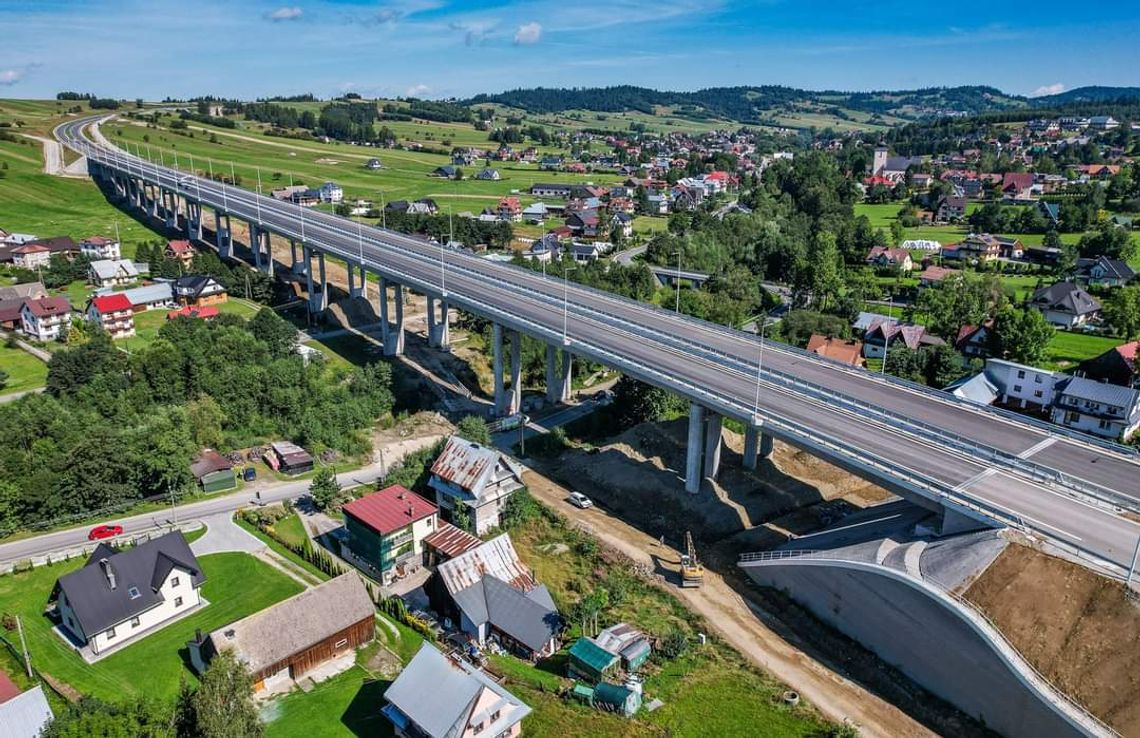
[166,305,220,321]
[497,197,522,223]
[1078,341,1139,388]
[341,485,439,584]
[165,239,195,269]
[86,293,136,339]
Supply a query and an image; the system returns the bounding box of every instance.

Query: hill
[467,85,1030,125]
[1031,85,1140,106]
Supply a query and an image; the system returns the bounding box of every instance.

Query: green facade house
[341,485,439,585]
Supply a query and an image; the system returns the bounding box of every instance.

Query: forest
[0,309,394,536]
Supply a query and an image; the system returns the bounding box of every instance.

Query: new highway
[56,116,1140,575]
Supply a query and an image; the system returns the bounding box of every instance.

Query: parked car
[568,491,593,509]
[242,467,257,482]
[88,524,123,541]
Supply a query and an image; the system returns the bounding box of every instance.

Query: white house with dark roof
[429,436,525,535]
[1029,281,1101,328]
[1050,376,1140,441]
[55,531,205,656]
[89,258,144,288]
[383,642,530,738]
[1075,256,1136,289]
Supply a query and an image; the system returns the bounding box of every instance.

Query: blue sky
[0,0,1137,100]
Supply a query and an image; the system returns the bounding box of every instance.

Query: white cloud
[0,69,24,86]
[1032,83,1065,97]
[513,21,542,45]
[406,83,430,97]
[266,6,303,21]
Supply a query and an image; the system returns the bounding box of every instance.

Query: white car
[568,491,593,509]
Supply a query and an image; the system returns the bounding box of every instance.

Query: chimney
[99,558,116,590]
[407,503,414,517]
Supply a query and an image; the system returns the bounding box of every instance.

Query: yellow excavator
[680,531,704,588]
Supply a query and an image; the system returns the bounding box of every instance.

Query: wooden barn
[188,573,374,692]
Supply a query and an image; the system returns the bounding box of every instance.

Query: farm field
[103,116,626,216]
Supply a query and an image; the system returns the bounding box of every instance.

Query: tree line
[0,309,394,536]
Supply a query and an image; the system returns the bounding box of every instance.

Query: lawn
[1042,330,1124,371]
[234,514,329,584]
[0,344,48,393]
[263,665,392,738]
[0,138,166,256]
[0,550,303,702]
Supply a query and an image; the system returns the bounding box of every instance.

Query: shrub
[659,628,689,660]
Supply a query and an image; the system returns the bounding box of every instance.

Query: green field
[264,664,391,738]
[103,115,625,218]
[0,138,164,255]
[0,551,302,702]
[1043,330,1124,371]
[0,344,48,393]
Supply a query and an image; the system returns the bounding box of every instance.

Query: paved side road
[0,461,389,567]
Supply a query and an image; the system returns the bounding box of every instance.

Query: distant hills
[466,85,1140,125]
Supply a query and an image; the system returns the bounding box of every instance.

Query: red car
[88,524,123,541]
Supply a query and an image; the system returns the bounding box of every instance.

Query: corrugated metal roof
[437,533,535,594]
[593,623,646,656]
[343,485,437,536]
[423,523,483,559]
[0,685,53,738]
[570,638,619,674]
[1059,376,1140,409]
[431,436,497,493]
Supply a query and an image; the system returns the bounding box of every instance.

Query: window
[174,597,183,608]
[334,638,348,649]
[106,627,116,639]
[1013,385,1022,393]
[171,576,180,588]
[1034,375,1043,384]
[1034,390,1043,399]
[1017,370,1026,379]
[490,710,501,722]
[473,722,485,735]
[131,616,140,628]
[127,586,141,600]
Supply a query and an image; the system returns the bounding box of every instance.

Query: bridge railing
[738,550,1119,737]
[72,131,1139,524]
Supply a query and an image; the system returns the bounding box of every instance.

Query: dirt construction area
[966,543,1140,735]
[529,419,997,737]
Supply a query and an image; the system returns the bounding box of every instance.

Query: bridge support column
[262,231,274,277]
[164,190,178,230]
[250,224,262,269]
[378,276,391,349]
[743,426,759,470]
[349,263,364,298]
[438,300,449,350]
[290,241,303,275]
[303,246,315,310]
[388,282,405,356]
[759,431,773,459]
[493,323,506,415]
[703,411,723,482]
[316,252,328,312]
[509,330,522,416]
[559,349,573,402]
[545,345,558,404]
[685,403,705,494]
[214,209,231,259]
[187,202,203,241]
[425,295,437,347]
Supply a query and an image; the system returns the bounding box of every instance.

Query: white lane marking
[953,468,998,492]
[1018,437,1057,459]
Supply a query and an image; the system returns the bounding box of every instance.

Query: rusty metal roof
[422,522,483,560]
[437,533,536,594]
[430,436,498,493]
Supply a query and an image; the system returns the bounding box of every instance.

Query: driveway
[190,512,264,555]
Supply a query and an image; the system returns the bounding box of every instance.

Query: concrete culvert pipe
[782,691,800,706]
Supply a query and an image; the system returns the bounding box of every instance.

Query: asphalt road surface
[55,116,1140,573]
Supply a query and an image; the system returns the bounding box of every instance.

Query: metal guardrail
[64,127,1138,566]
[738,550,1119,737]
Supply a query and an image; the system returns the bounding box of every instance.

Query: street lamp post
[881,293,894,375]
[1128,532,1140,589]
[753,316,767,425]
[674,248,682,313]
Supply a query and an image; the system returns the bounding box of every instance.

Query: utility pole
[674,248,682,313]
[1128,532,1140,590]
[15,615,31,679]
